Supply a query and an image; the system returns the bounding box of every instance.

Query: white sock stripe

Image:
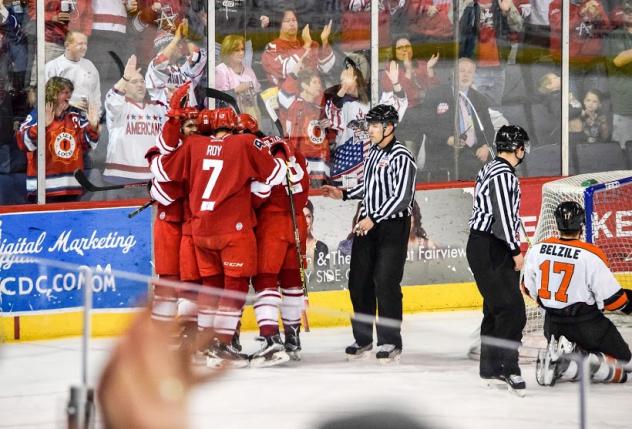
[216,310,243,317]
[177,299,198,318]
[281,289,304,298]
[282,317,301,324]
[257,319,279,326]
[254,302,281,309]
[152,300,178,318]
[215,329,235,336]
[214,314,241,331]
[255,290,282,298]
[197,313,215,329]
[151,313,176,322]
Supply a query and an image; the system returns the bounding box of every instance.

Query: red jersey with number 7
[151,133,287,236]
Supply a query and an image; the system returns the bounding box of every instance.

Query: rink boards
[4,176,618,341]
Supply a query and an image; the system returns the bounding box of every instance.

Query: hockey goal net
[521,171,632,353]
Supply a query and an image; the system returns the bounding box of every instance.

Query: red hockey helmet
[197,107,238,134]
[180,106,199,120]
[236,113,260,134]
[196,108,215,135]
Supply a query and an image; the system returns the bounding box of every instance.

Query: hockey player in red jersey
[237,115,310,365]
[151,107,288,366]
[16,76,100,201]
[523,201,632,385]
[146,83,198,336]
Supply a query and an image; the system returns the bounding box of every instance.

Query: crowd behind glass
[1,0,632,204]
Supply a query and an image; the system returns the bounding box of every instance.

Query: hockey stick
[259,88,285,137]
[285,161,310,332]
[74,169,149,192]
[204,88,241,114]
[128,200,155,219]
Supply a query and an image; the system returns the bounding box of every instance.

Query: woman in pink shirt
[215,34,262,121]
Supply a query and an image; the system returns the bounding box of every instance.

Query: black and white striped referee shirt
[469,157,521,255]
[342,140,417,223]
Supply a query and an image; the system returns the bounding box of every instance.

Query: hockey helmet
[554,201,585,233]
[196,108,215,135]
[196,107,237,135]
[494,125,530,154]
[236,113,260,134]
[365,104,399,127]
[180,106,199,120]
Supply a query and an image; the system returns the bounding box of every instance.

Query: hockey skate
[284,326,302,361]
[536,335,575,386]
[345,342,373,360]
[376,344,402,364]
[250,334,290,368]
[206,340,250,369]
[499,374,527,397]
[231,331,242,352]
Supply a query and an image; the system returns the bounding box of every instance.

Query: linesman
[322,104,417,362]
[466,125,530,393]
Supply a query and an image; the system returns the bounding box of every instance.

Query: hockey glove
[167,82,191,119]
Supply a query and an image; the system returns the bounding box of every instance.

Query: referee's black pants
[466,231,526,377]
[348,216,410,348]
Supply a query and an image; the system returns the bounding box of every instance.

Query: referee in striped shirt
[467,124,530,392]
[322,104,417,361]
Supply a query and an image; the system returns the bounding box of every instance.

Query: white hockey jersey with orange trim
[523,237,623,311]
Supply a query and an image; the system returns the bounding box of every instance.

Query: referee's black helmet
[365,104,399,127]
[495,125,530,153]
[554,201,585,233]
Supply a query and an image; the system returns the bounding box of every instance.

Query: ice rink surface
[1,310,631,429]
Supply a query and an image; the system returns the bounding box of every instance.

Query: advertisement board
[304,177,552,292]
[0,207,152,315]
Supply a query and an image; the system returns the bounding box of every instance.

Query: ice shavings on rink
[1,310,630,429]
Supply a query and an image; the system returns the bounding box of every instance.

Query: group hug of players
[145,82,309,368]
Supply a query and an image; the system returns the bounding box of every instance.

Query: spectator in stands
[521,0,552,58]
[548,0,610,97]
[579,89,609,143]
[459,0,524,106]
[420,58,495,181]
[404,0,455,60]
[16,76,99,202]
[215,34,262,121]
[382,37,440,162]
[24,0,92,87]
[338,0,396,54]
[278,69,330,188]
[103,55,167,196]
[85,0,137,93]
[146,19,207,107]
[536,71,585,145]
[0,2,27,91]
[606,0,632,149]
[325,59,407,188]
[261,9,335,87]
[45,30,101,115]
[0,76,27,205]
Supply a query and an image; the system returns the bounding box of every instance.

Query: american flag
[330,137,368,180]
